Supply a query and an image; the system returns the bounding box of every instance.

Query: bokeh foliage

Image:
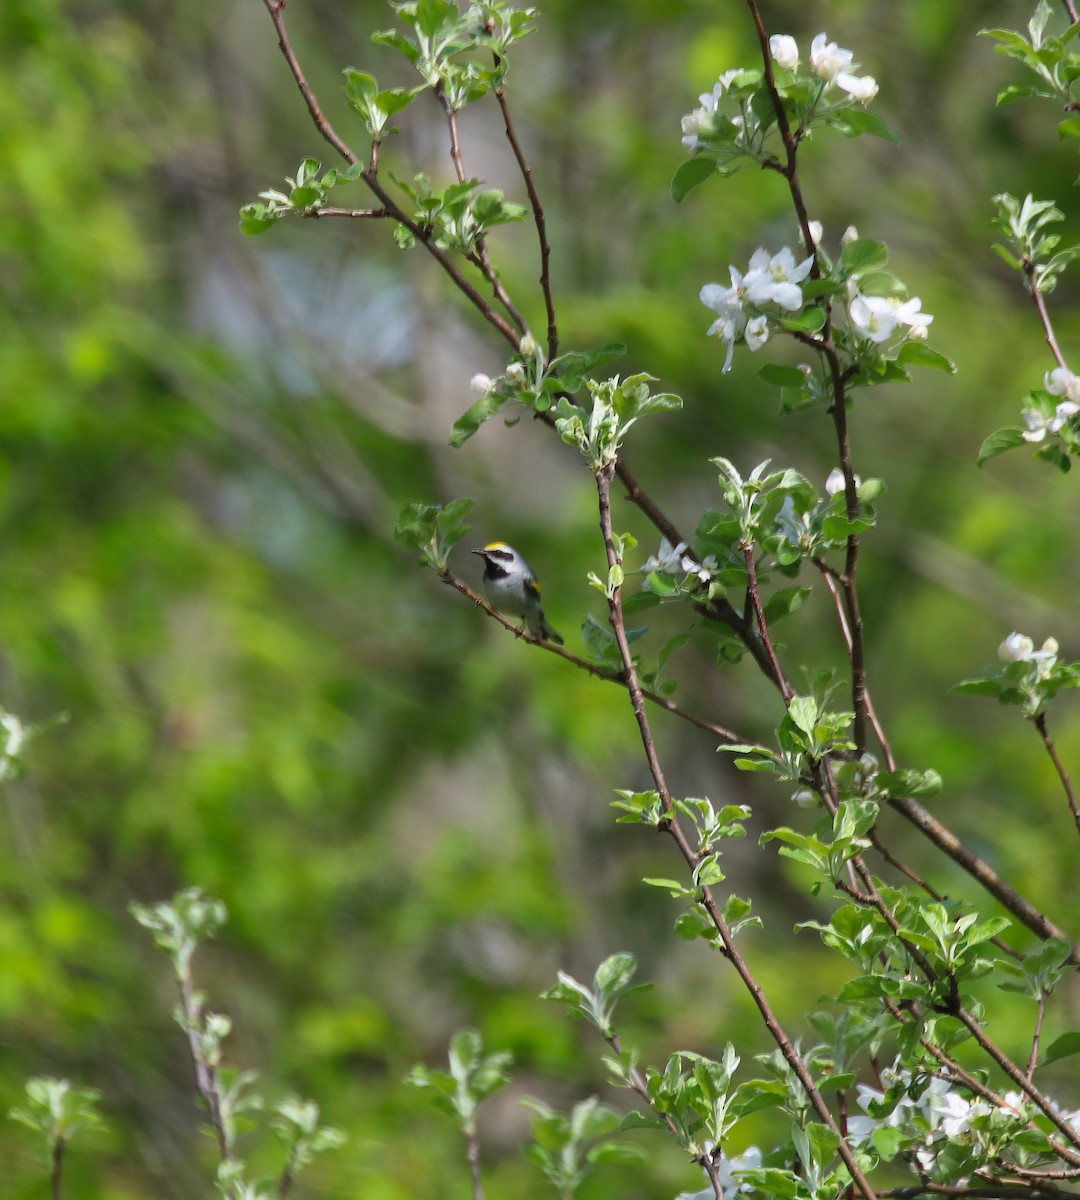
[2,0,1080,1196]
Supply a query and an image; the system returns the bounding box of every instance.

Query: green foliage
[406,1028,512,1136]
[522,1094,643,1199]
[10,1077,103,1169]
[394,497,474,571]
[541,953,651,1039]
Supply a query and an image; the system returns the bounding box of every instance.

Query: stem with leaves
[594,459,879,1200]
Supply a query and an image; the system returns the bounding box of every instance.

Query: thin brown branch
[1024,261,1069,370]
[439,570,744,743]
[51,1137,64,1200]
[494,80,559,360]
[1027,992,1047,1083]
[743,545,793,701]
[594,460,878,1200]
[304,207,390,219]
[259,0,521,351]
[260,0,359,166]
[1035,710,1080,834]
[465,1129,486,1200]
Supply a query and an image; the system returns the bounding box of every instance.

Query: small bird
[472,542,564,645]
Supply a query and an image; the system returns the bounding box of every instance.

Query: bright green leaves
[343,69,422,140]
[522,1095,643,1198]
[395,497,474,573]
[373,0,537,103]
[981,4,1080,107]
[405,1028,512,1137]
[541,953,651,1039]
[992,193,1080,293]
[130,886,226,974]
[554,374,682,469]
[239,158,364,234]
[997,937,1073,1002]
[450,341,625,447]
[391,172,527,253]
[763,798,876,895]
[11,1077,103,1172]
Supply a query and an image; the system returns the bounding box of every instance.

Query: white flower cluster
[1022,367,1080,442]
[851,1067,1080,1178]
[699,247,813,372]
[770,32,879,102]
[681,70,743,153]
[848,292,933,344]
[642,537,719,585]
[999,630,1059,676]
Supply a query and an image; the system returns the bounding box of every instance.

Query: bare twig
[494,79,559,360]
[465,1129,486,1200]
[1034,711,1080,834]
[1024,261,1069,370]
[439,569,744,742]
[1027,993,1047,1083]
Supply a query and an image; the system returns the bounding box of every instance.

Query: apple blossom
[810,33,853,82]
[470,373,493,394]
[998,631,1035,662]
[1045,366,1080,404]
[836,72,878,102]
[769,34,799,71]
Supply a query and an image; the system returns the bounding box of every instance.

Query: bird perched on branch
[472,542,564,645]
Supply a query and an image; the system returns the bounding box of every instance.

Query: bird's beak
[471,548,485,556]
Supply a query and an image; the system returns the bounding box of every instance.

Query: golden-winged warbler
[471,543,564,645]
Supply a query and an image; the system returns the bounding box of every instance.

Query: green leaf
[977,426,1026,466]
[671,156,718,202]
[779,306,826,334]
[838,238,889,278]
[757,364,809,388]
[238,204,278,236]
[763,586,812,623]
[1042,1031,1080,1067]
[449,391,510,448]
[1059,116,1080,139]
[343,68,378,106]
[824,108,901,143]
[788,695,818,736]
[877,767,942,799]
[895,341,956,374]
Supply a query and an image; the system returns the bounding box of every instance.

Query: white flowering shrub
[215,1,1080,1198]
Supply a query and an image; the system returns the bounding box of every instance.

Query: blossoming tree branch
[232,2,1080,1199]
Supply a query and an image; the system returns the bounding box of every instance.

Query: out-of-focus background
[4,0,1080,1195]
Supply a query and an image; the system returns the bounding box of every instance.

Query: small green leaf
[1042,1031,1080,1067]
[977,426,1026,466]
[671,156,718,202]
[757,364,809,388]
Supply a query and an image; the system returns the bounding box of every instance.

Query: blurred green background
[4,0,1080,1195]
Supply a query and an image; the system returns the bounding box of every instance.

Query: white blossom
[742,245,814,310]
[744,315,771,352]
[810,33,853,82]
[680,70,741,151]
[998,631,1035,662]
[842,225,860,245]
[837,72,878,102]
[505,361,527,387]
[849,294,933,343]
[769,34,799,71]
[1045,366,1080,403]
[642,538,688,574]
[470,373,493,394]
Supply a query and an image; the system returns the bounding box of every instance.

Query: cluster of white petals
[676,1146,762,1200]
[808,32,878,100]
[642,538,718,584]
[700,246,813,371]
[849,293,933,344]
[1022,367,1080,442]
[680,70,741,152]
[998,631,1058,675]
